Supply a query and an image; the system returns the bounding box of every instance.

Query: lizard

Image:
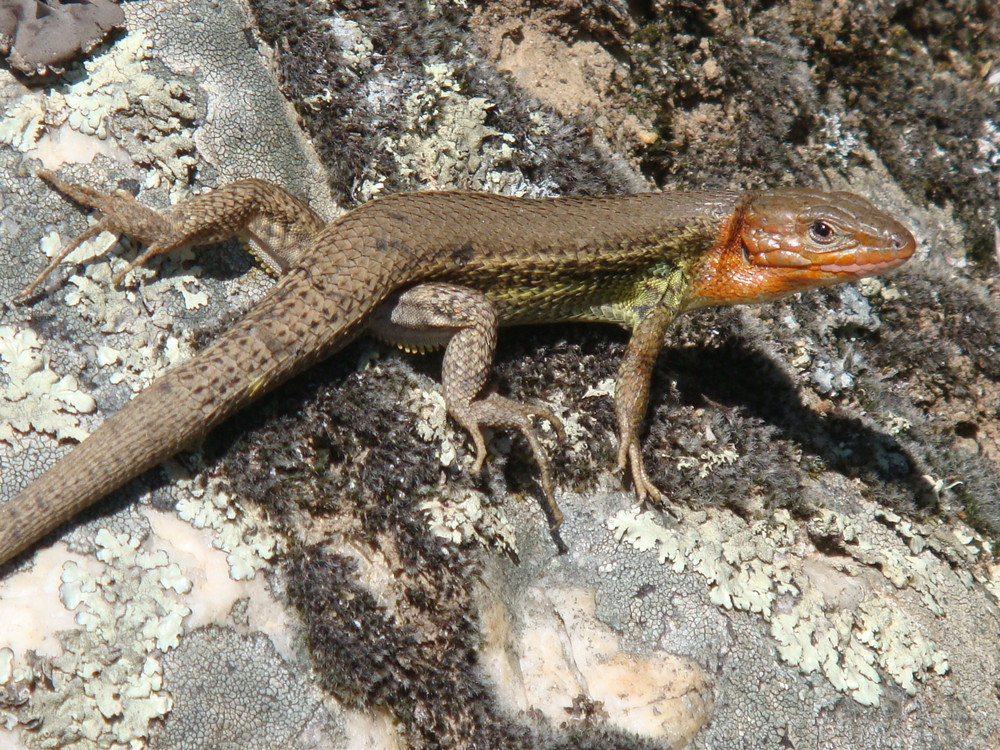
[0,169,916,566]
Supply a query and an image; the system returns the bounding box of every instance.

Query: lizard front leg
[614,280,685,504]
[16,170,326,301]
[371,282,567,526]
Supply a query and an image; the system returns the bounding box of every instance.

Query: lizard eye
[809,220,836,244]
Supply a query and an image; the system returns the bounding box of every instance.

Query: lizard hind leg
[19,171,325,301]
[16,169,175,302]
[371,282,566,527]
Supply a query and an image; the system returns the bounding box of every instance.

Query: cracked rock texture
[1,1,999,749]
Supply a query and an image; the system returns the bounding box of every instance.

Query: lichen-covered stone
[151,626,326,750]
[2,0,1000,749]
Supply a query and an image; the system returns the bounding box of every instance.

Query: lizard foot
[615,437,666,505]
[454,393,566,527]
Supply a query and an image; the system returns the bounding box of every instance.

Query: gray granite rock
[1,1,998,748]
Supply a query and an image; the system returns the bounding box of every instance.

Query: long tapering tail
[0,256,409,565]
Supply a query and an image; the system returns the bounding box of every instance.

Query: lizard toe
[452,393,564,526]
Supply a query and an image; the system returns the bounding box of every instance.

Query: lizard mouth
[817,255,911,276]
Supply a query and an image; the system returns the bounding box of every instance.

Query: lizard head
[688,188,916,308]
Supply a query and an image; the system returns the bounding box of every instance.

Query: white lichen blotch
[419,486,518,553]
[407,386,461,469]
[172,474,277,581]
[608,504,954,706]
[2,32,198,183]
[40,227,117,269]
[0,325,96,444]
[329,15,374,65]
[4,529,191,746]
[676,447,740,479]
[361,61,533,200]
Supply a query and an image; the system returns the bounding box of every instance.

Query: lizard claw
[21,169,175,300]
[456,393,564,527]
[467,425,489,474]
[616,438,665,504]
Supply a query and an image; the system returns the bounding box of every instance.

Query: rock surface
[1,1,998,748]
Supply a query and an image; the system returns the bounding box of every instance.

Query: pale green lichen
[95,345,121,367]
[404,379,561,485]
[582,378,615,400]
[769,581,948,707]
[0,95,47,150]
[5,529,191,748]
[361,62,531,199]
[0,646,37,732]
[172,473,277,581]
[675,447,740,479]
[36,225,203,314]
[789,339,815,369]
[407,386,461,469]
[54,233,208,316]
[809,509,944,614]
[1,33,198,188]
[0,325,97,444]
[877,413,913,436]
[39,238,205,414]
[419,486,518,552]
[329,16,374,66]
[173,279,209,310]
[608,505,952,706]
[298,12,373,110]
[874,508,1000,602]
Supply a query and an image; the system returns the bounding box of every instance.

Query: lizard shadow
[159,238,257,283]
[655,334,940,512]
[415,319,941,515]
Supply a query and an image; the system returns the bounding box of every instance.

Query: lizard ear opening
[723,200,754,268]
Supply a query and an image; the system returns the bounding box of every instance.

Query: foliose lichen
[2,528,191,747]
[0,325,96,445]
[607,504,962,706]
[360,62,533,199]
[172,474,278,581]
[0,31,198,189]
